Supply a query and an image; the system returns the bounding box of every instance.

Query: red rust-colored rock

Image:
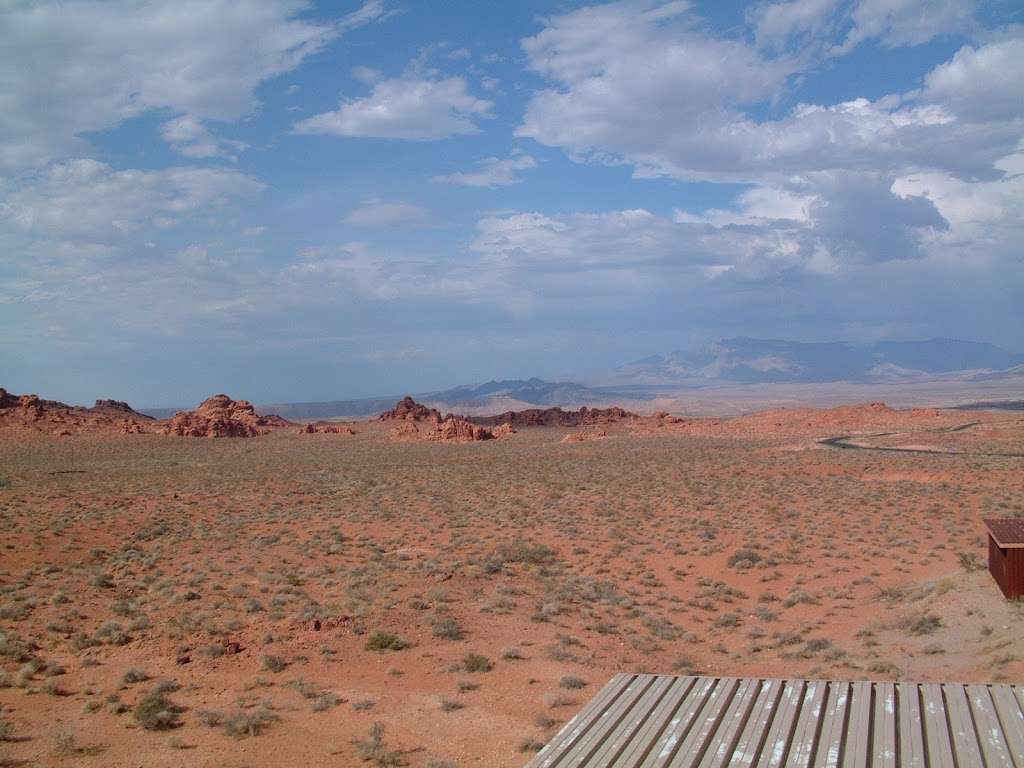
[161,394,291,438]
[378,396,443,423]
[298,422,356,435]
[473,406,637,427]
[0,387,154,435]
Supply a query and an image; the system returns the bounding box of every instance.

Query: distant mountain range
[249,379,634,420]
[612,338,1024,385]
[139,338,1024,420]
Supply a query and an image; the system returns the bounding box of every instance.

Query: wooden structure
[524,674,1024,767]
[985,518,1024,600]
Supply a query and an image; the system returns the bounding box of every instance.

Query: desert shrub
[54,729,77,755]
[0,602,29,621]
[94,620,130,645]
[559,675,586,690]
[196,709,225,727]
[782,589,819,608]
[262,654,288,673]
[713,612,742,628]
[431,617,464,641]
[901,613,942,636]
[501,647,524,660]
[353,722,403,766]
[494,539,556,565]
[727,548,762,569]
[121,668,149,685]
[518,738,544,753]
[462,653,493,673]
[364,631,409,652]
[133,690,180,731]
[224,706,279,738]
[439,698,463,712]
[958,551,983,572]
[313,693,342,711]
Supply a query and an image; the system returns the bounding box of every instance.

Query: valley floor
[1,414,1023,767]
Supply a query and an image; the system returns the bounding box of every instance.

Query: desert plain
[1,396,1023,767]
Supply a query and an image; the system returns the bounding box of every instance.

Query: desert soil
[1,407,1023,767]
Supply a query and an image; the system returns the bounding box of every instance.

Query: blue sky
[1,0,1022,406]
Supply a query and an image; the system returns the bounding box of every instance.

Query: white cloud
[748,0,841,51]
[338,0,398,32]
[517,2,1016,185]
[0,0,393,173]
[344,199,431,228]
[0,159,264,239]
[160,115,247,159]
[293,68,493,140]
[433,151,537,187]
[472,209,688,267]
[835,0,977,54]
[923,37,1024,121]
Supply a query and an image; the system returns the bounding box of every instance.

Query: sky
[1,0,1022,406]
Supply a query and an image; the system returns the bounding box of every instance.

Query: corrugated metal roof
[986,519,1024,548]
[524,674,1024,767]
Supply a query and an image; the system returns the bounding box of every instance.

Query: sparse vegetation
[0,409,1022,766]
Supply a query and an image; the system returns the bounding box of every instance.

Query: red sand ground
[0,400,1022,767]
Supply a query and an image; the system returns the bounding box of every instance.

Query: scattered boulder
[161,394,291,438]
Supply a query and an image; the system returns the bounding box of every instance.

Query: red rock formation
[473,405,637,427]
[426,417,493,442]
[0,388,154,434]
[491,422,516,438]
[161,394,291,438]
[298,422,356,435]
[378,396,443,423]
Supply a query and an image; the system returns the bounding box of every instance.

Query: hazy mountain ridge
[614,338,1024,385]
[137,339,1024,420]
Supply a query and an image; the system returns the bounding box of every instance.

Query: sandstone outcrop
[378,396,442,423]
[472,406,637,427]
[491,422,516,438]
[161,394,290,438]
[298,422,356,435]
[0,388,154,434]
[426,417,493,442]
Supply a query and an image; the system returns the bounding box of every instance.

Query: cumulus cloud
[293,67,493,140]
[923,37,1024,121]
[514,0,1022,276]
[344,199,431,228]
[518,2,1017,184]
[519,1,793,177]
[433,151,536,187]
